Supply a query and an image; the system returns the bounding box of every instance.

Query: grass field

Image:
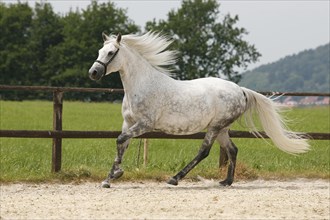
[0,100,329,183]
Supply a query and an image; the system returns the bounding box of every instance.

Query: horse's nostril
[92,70,98,77]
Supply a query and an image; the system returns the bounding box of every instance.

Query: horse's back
[186,77,241,93]
[177,77,245,108]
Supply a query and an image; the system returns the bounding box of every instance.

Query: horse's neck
[119,48,172,96]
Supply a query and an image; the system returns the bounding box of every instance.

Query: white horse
[88,32,309,188]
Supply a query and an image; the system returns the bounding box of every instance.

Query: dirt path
[1,179,329,219]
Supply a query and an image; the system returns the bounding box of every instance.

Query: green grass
[0,100,329,183]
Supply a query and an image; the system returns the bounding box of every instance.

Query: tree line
[239,43,329,93]
[0,0,260,100]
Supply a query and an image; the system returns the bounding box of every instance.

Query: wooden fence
[1,85,329,172]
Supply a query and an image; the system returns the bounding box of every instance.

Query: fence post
[143,139,149,166]
[52,91,63,172]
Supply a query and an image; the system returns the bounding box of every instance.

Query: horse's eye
[108,51,114,56]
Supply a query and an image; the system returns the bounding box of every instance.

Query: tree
[45,1,139,91]
[0,2,34,85]
[29,2,63,85]
[240,43,329,93]
[145,0,260,82]
[0,1,140,100]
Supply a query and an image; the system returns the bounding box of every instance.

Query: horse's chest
[122,104,139,124]
[122,97,152,124]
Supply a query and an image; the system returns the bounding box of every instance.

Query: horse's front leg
[109,138,129,179]
[101,122,151,188]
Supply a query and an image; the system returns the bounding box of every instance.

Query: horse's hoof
[167,177,178,186]
[113,169,124,179]
[101,181,111,188]
[219,179,232,187]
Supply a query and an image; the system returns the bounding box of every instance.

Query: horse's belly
[155,112,213,135]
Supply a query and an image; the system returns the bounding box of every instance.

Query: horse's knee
[117,133,129,145]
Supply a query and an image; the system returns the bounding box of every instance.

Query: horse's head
[89,32,122,81]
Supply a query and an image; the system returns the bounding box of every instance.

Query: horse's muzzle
[88,63,105,81]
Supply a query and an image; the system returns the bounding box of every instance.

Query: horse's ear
[116,33,122,44]
[102,31,110,42]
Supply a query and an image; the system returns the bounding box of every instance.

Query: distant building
[299,97,319,105]
[318,97,329,105]
[281,96,329,106]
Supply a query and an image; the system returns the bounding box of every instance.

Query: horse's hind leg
[167,129,219,185]
[219,145,229,168]
[217,130,238,186]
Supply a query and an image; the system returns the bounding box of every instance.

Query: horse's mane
[110,31,178,74]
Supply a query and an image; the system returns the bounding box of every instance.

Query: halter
[95,48,120,77]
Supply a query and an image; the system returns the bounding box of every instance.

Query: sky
[4,0,330,71]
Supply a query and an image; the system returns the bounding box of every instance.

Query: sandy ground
[0,179,329,220]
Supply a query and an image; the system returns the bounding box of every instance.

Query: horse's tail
[241,87,310,154]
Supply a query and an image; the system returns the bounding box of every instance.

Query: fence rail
[1,130,329,140]
[1,85,329,96]
[0,85,124,93]
[1,85,329,172]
